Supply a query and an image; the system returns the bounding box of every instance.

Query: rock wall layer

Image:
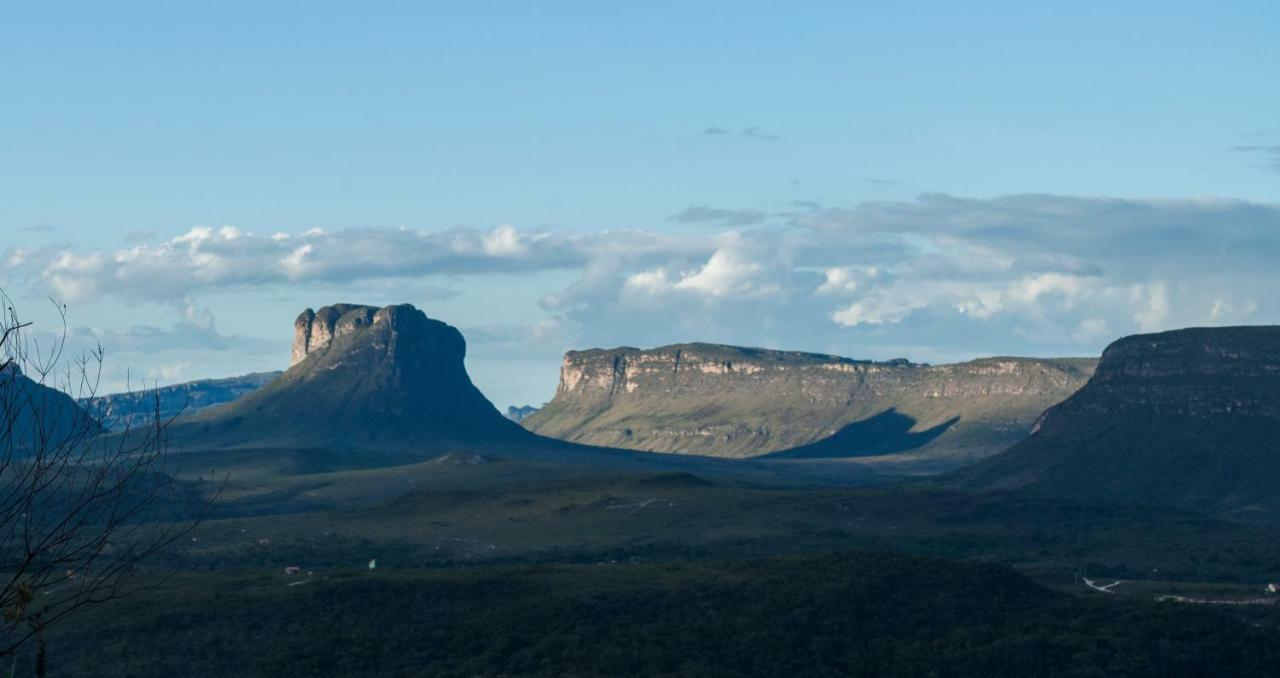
[523,343,1095,460]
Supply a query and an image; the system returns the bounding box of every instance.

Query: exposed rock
[523,343,1095,461]
[85,371,281,431]
[949,326,1280,520]
[170,303,528,452]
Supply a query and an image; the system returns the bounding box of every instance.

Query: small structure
[368,559,377,570]
[1267,583,1279,595]
[284,565,301,575]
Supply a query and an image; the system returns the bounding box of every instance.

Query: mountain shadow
[764,409,958,459]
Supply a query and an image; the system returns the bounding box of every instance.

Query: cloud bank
[6,194,1280,367]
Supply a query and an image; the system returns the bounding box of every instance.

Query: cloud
[699,126,782,142]
[11,193,1280,369]
[1233,144,1280,171]
[670,205,767,227]
[70,303,277,355]
[10,224,612,303]
[544,194,1280,359]
[739,126,781,142]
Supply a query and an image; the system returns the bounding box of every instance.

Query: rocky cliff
[170,303,528,452]
[523,343,1095,461]
[950,326,1280,520]
[86,371,281,431]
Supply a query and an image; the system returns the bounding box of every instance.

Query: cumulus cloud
[9,193,1280,367]
[13,224,606,303]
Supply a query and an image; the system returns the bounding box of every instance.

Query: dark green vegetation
[160,466,1280,584]
[33,551,1280,677]
[952,326,1280,521]
[525,342,1094,466]
[15,309,1280,676]
[84,370,280,430]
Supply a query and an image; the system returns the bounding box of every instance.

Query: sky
[2,2,1279,408]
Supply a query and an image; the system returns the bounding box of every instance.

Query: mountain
[85,371,281,431]
[504,405,540,422]
[167,303,529,452]
[1,362,101,453]
[522,343,1095,461]
[948,326,1280,520]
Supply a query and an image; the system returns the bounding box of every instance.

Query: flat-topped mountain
[950,326,1280,520]
[168,304,528,452]
[85,371,281,431]
[522,343,1095,461]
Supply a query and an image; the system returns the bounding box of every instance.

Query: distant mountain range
[523,343,1095,462]
[505,405,540,422]
[85,371,281,430]
[949,326,1280,521]
[69,303,1280,523]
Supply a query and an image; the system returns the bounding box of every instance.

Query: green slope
[526,342,1094,462]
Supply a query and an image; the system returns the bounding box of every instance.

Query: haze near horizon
[3,2,1278,408]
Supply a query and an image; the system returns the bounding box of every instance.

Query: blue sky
[3,2,1279,407]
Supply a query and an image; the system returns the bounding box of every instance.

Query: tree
[0,295,215,660]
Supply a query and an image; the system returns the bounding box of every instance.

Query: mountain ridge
[523,342,1096,461]
[948,325,1280,521]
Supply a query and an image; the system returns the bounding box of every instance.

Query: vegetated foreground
[41,551,1280,678]
[15,456,1280,677]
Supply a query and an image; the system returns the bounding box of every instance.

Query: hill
[949,326,1280,521]
[523,343,1094,462]
[166,304,529,452]
[85,371,280,430]
[1,362,101,454]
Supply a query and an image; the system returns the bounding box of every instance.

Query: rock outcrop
[523,343,1095,461]
[949,326,1280,520]
[171,303,528,452]
[86,371,281,430]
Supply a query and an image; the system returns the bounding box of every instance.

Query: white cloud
[674,248,764,297]
[831,296,924,326]
[7,193,1280,371]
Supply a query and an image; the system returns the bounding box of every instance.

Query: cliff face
[523,343,1095,461]
[172,303,528,452]
[950,326,1280,521]
[86,371,281,430]
[1037,326,1280,426]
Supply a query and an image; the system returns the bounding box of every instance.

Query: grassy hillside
[525,343,1094,465]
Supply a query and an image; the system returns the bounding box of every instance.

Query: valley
[7,304,1280,676]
